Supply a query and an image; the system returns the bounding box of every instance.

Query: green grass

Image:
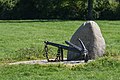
[0,20,120,61]
[0,57,120,80]
[0,20,120,80]
[96,21,120,56]
[0,20,85,61]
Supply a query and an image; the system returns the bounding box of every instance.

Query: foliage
[0,0,18,19]
[94,0,119,20]
[0,0,120,20]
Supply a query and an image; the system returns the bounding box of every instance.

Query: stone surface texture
[67,21,106,60]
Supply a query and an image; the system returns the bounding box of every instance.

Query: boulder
[67,21,106,60]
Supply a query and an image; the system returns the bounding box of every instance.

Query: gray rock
[67,21,106,60]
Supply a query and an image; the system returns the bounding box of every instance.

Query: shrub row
[0,0,120,20]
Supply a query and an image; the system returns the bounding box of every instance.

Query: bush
[115,4,120,19]
[0,0,18,19]
[93,0,119,20]
[0,0,120,20]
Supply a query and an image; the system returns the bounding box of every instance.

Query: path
[9,59,93,65]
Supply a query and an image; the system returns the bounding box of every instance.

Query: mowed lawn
[0,20,85,60]
[0,20,120,80]
[0,20,120,60]
[0,57,120,80]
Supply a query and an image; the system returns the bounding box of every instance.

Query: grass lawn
[0,20,119,61]
[0,20,85,61]
[0,57,120,80]
[0,20,120,80]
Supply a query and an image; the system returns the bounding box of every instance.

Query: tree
[115,0,120,3]
[87,0,93,20]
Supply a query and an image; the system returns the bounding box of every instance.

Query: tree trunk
[88,0,93,20]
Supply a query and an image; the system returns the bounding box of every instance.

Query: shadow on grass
[0,19,76,23]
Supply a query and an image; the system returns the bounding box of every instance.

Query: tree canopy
[0,0,120,20]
